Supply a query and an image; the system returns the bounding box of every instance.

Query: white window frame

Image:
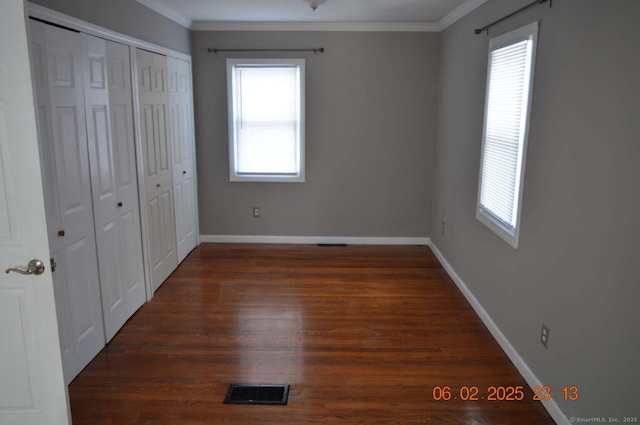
[226,58,305,183]
[476,22,539,248]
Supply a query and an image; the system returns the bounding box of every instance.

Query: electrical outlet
[540,324,550,349]
[252,207,261,218]
[440,221,445,235]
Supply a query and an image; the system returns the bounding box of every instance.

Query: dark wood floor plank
[69,244,554,424]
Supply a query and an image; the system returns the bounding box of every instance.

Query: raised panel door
[106,40,146,321]
[0,2,69,422]
[137,49,177,292]
[36,21,104,379]
[168,56,197,264]
[29,20,77,384]
[82,33,126,343]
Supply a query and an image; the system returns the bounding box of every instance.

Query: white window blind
[227,59,305,182]
[477,22,538,248]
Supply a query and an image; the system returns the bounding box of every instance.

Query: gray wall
[192,31,439,237]
[431,0,640,419]
[30,0,190,54]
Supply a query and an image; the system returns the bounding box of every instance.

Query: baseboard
[200,235,430,245]
[427,241,570,425]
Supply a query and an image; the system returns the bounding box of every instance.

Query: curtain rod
[474,0,551,35]
[207,48,325,54]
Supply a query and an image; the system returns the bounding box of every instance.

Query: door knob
[5,259,46,276]
[182,170,186,175]
[57,230,65,237]
[156,183,161,188]
[117,202,123,207]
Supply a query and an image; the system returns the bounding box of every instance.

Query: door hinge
[50,258,57,273]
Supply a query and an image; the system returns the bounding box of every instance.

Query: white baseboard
[427,241,570,425]
[200,235,430,245]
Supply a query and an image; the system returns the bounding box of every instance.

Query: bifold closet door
[30,19,78,385]
[168,56,198,264]
[29,20,105,383]
[106,40,146,325]
[137,49,178,291]
[83,35,146,342]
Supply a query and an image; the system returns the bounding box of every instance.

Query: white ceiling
[136,0,487,30]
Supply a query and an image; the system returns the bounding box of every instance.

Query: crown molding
[191,21,441,32]
[136,0,192,28]
[137,0,487,32]
[439,0,488,30]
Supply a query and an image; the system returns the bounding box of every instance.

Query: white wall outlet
[252,207,261,218]
[540,324,550,349]
[441,221,445,235]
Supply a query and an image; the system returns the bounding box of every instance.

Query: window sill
[230,173,305,183]
[476,209,520,249]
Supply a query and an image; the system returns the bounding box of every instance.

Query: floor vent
[223,384,290,405]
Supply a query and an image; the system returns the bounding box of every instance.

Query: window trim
[226,58,306,183]
[476,22,539,248]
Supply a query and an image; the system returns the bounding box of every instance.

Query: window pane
[480,39,532,228]
[233,65,300,175]
[237,126,297,173]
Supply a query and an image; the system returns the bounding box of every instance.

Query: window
[226,58,305,182]
[476,22,539,248]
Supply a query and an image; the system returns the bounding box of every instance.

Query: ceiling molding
[135,0,487,32]
[439,0,488,30]
[191,21,441,32]
[136,0,192,28]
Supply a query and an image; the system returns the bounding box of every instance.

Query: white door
[82,34,127,342]
[0,1,70,424]
[107,40,146,327]
[29,18,77,385]
[84,35,146,342]
[137,49,177,292]
[168,57,198,264]
[31,20,105,380]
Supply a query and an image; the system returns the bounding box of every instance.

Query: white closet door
[137,49,177,292]
[37,21,105,378]
[107,40,146,323]
[168,56,198,264]
[84,36,146,342]
[29,19,77,385]
[82,34,122,342]
[82,34,130,343]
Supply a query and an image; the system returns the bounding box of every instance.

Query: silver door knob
[5,259,46,276]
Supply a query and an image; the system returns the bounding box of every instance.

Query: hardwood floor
[69,244,554,424]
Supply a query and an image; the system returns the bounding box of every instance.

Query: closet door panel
[118,208,144,299]
[85,36,147,341]
[107,40,145,318]
[44,24,104,373]
[168,56,197,263]
[83,34,126,342]
[64,236,102,346]
[137,49,177,292]
[29,20,77,384]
